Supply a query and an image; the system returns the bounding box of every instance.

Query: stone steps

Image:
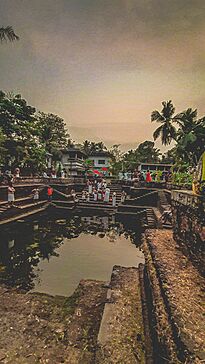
[96,266,146,363]
[146,208,157,228]
[78,202,115,209]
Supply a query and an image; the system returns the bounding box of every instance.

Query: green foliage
[122,141,161,171]
[109,144,123,175]
[0,91,70,173]
[81,140,107,155]
[161,148,176,164]
[151,100,178,145]
[37,112,70,161]
[109,141,161,173]
[152,101,205,166]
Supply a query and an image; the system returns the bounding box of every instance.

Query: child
[32,187,40,203]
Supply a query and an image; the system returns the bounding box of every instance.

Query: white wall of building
[89,156,110,168]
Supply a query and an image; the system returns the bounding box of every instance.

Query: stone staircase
[0,196,48,225]
[146,208,157,229]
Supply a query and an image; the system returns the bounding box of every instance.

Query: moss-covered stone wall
[171,190,205,276]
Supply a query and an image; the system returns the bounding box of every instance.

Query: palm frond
[153,125,163,140]
[151,110,164,122]
[0,26,19,42]
[162,100,175,119]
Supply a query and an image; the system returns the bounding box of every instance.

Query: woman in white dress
[112,192,117,207]
[98,189,102,201]
[88,182,93,194]
[93,189,98,202]
[8,183,15,207]
[121,191,127,203]
[104,187,110,203]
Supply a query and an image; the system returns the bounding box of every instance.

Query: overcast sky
[0,0,205,151]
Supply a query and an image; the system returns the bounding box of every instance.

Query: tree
[109,144,123,175]
[81,140,107,155]
[136,141,161,163]
[161,148,176,164]
[82,140,91,155]
[151,100,178,145]
[0,91,38,168]
[0,128,6,164]
[175,117,205,166]
[0,26,19,42]
[37,112,70,162]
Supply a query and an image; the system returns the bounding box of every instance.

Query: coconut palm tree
[175,108,198,136]
[0,26,19,42]
[151,100,179,146]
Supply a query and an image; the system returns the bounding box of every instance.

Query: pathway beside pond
[143,229,205,363]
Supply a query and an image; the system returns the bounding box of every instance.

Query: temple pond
[0,215,144,296]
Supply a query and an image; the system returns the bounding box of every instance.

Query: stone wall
[171,190,205,276]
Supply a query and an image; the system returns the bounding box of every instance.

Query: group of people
[6,184,54,208]
[80,180,127,207]
[119,169,172,184]
[42,169,67,179]
[0,168,21,186]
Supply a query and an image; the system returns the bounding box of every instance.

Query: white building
[61,147,86,176]
[88,151,111,176]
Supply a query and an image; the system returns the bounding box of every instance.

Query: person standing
[104,187,110,203]
[121,191,127,203]
[93,189,98,202]
[86,191,90,202]
[14,167,20,178]
[146,170,152,183]
[47,186,53,202]
[61,170,65,178]
[112,192,117,207]
[32,187,40,203]
[82,190,86,202]
[7,183,15,207]
[71,189,76,201]
[88,181,93,195]
[98,189,102,201]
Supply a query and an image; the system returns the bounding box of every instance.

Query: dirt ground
[0,280,107,364]
[145,229,205,362]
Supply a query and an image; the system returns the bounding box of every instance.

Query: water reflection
[0,215,143,294]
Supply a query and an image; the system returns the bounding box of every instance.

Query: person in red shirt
[146,170,152,183]
[47,186,53,202]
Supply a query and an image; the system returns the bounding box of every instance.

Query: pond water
[0,215,144,296]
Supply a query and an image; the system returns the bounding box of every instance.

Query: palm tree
[82,140,91,155]
[0,26,19,42]
[175,108,198,136]
[151,100,178,145]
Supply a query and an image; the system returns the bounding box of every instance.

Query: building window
[98,160,105,165]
